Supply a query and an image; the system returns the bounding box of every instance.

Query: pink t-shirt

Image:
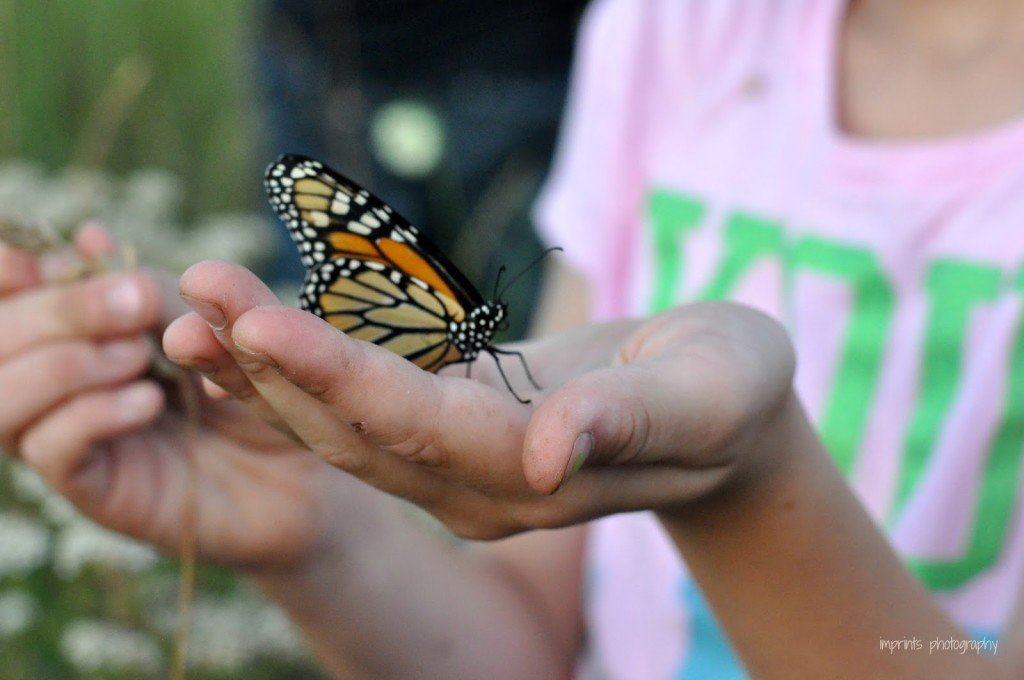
[535,0,1024,677]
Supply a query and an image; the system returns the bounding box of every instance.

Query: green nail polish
[557,432,593,492]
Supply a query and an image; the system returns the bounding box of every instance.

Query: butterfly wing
[264,154,481,371]
[300,259,467,371]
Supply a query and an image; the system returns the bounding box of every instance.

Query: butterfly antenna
[489,347,542,391]
[487,350,532,404]
[492,264,507,301]
[496,246,564,302]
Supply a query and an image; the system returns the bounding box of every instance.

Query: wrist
[655,386,807,526]
[245,473,384,604]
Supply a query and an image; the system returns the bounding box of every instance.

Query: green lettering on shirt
[698,213,785,300]
[893,261,1002,520]
[647,190,706,313]
[908,266,1020,589]
[644,189,1024,591]
[792,237,894,474]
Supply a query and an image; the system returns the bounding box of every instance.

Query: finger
[177,261,339,438]
[179,263,493,504]
[74,224,188,325]
[18,381,164,500]
[0,246,41,295]
[163,311,252,394]
[0,272,162,361]
[447,318,641,393]
[509,464,735,532]
[178,260,281,338]
[522,357,749,495]
[226,307,456,505]
[230,306,531,487]
[178,261,305,402]
[74,222,119,260]
[179,263,374,440]
[0,337,152,450]
[201,376,231,400]
[163,311,291,431]
[179,262,390,470]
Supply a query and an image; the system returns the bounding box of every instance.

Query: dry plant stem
[169,371,200,680]
[0,219,200,680]
[71,55,153,170]
[0,217,62,253]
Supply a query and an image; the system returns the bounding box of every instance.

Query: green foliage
[0,3,330,675]
[0,458,327,678]
[0,0,258,214]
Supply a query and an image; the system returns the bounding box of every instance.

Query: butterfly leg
[487,350,531,405]
[490,347,542,391]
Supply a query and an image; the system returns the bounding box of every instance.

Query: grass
[0,3,329,676]
[0,0,259,215]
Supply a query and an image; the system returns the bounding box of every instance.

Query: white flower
[8,461,50,503]
[7,461,82,527]
[43,169,113,231]
[61,619,161,672]
[189,598,305,669]
[0,590,38,636]
[39,492,82,526]
[188,213,273,269]
[117,168,184,226]
[0,163,48,219]
[0,514,50,576]
[54,518,158,579]
[150,595,305,670]
[0,161,274,273]
[249,601,305,658]
[370,100,447,179]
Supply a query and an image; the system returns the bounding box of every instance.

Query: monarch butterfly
[264,154,540,403]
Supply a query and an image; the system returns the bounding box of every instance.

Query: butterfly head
[452,302,508,359]
[476,301,507,328]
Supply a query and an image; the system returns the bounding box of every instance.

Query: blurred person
[259,0,587,339]
[2,0,1024,678]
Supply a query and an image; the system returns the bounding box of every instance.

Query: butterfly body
[264,154,534,400]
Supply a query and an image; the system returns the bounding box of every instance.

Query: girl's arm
[241,258,599,678]
[252,484,586,680]
[657,393,1006,678]
[175,258,1011,678]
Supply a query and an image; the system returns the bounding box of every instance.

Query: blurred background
[0,0,585,676]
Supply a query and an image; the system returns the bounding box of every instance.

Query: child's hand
[0,227,342,570]
[174,261,797,538]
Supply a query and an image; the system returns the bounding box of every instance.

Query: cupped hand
[174,261,796,539]
[0,227,336,570]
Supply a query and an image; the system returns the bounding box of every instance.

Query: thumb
[522,357,747,495]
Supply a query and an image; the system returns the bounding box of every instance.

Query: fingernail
[170,354,214,374]
[105,278,143,322]
[118,383,157,419]
[100,339,143,362]
[234,341,279,369]
[181,294,226,330]
[558,432,593,492]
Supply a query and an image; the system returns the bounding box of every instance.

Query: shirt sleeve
[532,0,653,319]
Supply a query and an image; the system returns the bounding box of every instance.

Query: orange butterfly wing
[264,154,501,372]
